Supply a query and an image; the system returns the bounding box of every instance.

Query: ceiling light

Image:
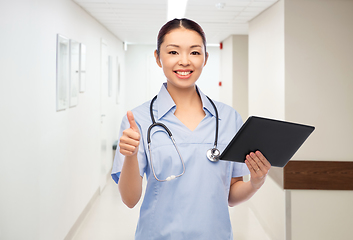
[167,0,188,21]
[215,3,226,10]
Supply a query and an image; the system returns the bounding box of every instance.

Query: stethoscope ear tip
[166,175,176,181]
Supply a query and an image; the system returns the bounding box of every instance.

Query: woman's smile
[174,69,193,79]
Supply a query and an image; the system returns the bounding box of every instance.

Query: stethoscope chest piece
[207,148,220,162]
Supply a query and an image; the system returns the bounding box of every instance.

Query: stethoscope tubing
[206,95,219,148]
[148,94,220,181]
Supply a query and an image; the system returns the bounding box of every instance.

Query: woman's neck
[166,82,201,108]
[166,82,205,131]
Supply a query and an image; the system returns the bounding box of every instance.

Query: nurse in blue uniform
[112,18,271,240]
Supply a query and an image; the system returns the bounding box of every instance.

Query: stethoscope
[147,95,220,182]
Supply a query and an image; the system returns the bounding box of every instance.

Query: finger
[119,142,138,153]
[122,128,140,141]
[250,152,266,170]
[246,154,260,174]
[120,135,139,147]
[120,148,134,156]
[255,151,271,169]
[245,159,256,175]
[127,111,139,133]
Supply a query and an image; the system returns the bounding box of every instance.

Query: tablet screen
[219,116,315,167]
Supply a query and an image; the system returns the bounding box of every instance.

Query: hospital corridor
[1,0,353,240]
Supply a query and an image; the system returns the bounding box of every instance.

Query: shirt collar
[196,86,220,119]
[156,83,175,120]
[155,82,220,120]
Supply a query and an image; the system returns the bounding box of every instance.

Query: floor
[73,178,271,240]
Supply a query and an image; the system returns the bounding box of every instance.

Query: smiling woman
[154,27,208,92]
[111,18,271,240]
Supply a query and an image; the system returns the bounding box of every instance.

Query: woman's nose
[178,54,190,66]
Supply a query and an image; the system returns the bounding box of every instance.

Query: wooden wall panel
[283,161,353,190]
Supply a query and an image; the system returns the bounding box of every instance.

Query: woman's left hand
[245,151,271,190]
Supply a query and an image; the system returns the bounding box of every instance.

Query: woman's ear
[154,50,162,68]
[204,52,209,67]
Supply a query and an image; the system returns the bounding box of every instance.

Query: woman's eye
[191,51,201,55]
[169,51,178,55]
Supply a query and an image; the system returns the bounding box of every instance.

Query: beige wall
[248,0,353,239]
[248,1,286,239]
[285,0,353,161]
[232,35,249,121]
[291,190,353,240]
[285,0,353,239]
[220,35,248,121]
[248,0,285,120]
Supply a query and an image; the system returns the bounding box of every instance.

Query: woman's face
[154,28,208,90]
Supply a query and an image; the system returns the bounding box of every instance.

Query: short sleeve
[234,110,243,133]
[231,111,250,177]
[231,162,250,178]
[111,114,148,184]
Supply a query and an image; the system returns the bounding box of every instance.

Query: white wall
[198,46,221,101]
[219,36,234,106]
[248,1,286,240]
[124,44,221,113]
[0,2,41,238]
[0,1,124,239]
[124,44,162,112]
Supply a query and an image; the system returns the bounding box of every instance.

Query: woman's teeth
[176,71,191,76]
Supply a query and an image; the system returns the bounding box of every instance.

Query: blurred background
[0,0,352,239]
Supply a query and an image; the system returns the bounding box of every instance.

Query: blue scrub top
[112,83,249,240]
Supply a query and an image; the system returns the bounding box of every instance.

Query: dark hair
[156,18,207,57]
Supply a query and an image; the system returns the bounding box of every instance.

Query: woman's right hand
[119,111,141,156]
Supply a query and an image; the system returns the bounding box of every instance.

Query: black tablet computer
[219,116,315,167]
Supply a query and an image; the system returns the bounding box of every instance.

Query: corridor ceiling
[73,0,278,45]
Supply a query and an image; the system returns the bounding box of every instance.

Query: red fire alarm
[220,42,223,50]
[219,81,222,86]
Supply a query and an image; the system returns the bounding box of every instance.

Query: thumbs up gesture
[119,111,141,156]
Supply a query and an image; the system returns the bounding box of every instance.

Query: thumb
[127,111,139,132]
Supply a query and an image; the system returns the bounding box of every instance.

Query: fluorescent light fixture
[206,43,220,47]
[167,0,188,21]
